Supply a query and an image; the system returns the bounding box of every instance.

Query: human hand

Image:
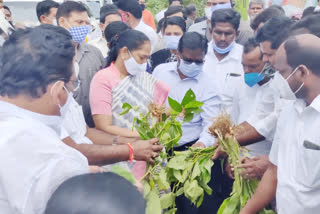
[212,145,227,160]
[225,159,234,179]
[192,141,206,148]
[131,138,163,164]
[237,156,270,179]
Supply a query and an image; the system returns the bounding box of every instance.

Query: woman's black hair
[45,172,145,214]
[106,29,150,67]
[163,16,187,33]
[104,21,131,42]
[157,18,165,33]
[177,32,208,54]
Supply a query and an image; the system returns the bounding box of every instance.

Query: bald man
[240,34,320,214]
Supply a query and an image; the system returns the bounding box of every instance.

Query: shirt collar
[76,42,90,63]
[309,95,320,113]
[208,41,242,62]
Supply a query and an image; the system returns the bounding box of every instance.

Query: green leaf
[143,181,151,198]
[167,155,188,170]
[160,193,175,209]
[199,180,212,195]
[184,180,204,204]
[183,113,194,123]
[181,89,196,107]
[185,101,203,109]
[111,165,136,184]
[168,97,182,113]
[196,192,204,208]
[154,168,170,190]
[146,188,161,214]
[120,103,133,115]
[176,187,184,196]
[173,169,182,181]
[191,161,201,180]
[164,208,178,214]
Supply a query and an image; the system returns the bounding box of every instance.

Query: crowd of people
[0,0,320,213]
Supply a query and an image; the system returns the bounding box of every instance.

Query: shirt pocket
[295,139,320,188]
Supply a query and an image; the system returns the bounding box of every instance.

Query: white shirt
[269,95,320,214]
[153,62,221,147]
[61,96,93,144]
[0,101,88,214]
[203,42,244,114]
[246,72,296,141]
[88,37,109,58]
[231,80,272,156]
[135,20,158,53]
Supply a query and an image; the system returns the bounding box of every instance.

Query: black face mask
[140,4,146,11]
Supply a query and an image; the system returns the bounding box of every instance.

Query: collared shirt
[203,41,244,114]
[269,95,320,214]
[135,20,158,53]
[153,62,221,147]
[0,101,88,214]
[74,42,106,127]
[88,37,109,58]
[231,80,272,156]
[246,72,296,141]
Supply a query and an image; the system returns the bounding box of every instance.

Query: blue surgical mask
[244,72,265,87]
[179,59,203,78]
[213,40,235,54]
[163,35,181,50]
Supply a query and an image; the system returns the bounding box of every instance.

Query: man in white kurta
[240,34,320,214]
[0,25,89,214]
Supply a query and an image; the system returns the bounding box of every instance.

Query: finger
[152,145,163,152]
[147,157,155,165]
[152,152,159,158]
[148,138,159,145]
[237,163,253,169]
[212,147,221,160]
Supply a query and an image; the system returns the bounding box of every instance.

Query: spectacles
[69,79,81,92]
[182,58,205,66]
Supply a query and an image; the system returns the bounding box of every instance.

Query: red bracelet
[127,143,134,163]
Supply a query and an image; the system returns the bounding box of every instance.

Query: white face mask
[59,87,74,118]
[124,50,147,76]
[285,66,305,95]
[274,72,296,100]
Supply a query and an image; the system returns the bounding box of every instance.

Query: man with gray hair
[248,0,265,21]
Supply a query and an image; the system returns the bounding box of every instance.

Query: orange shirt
[142,10,156,31]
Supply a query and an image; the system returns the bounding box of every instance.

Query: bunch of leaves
[120,89,204,214]
[159,146,217,213]
[209,113,275,214]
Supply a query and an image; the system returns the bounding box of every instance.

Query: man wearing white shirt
[203,8,243,114]
[116,0,158,52]
[153,32,227,214]
[0,25,89,214]
[241,34,320,214]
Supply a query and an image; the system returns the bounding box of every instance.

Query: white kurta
[0,101,88,214]
[269,95,320,214]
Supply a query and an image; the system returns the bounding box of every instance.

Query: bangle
[112,136,118,145]
[127,143,134,163]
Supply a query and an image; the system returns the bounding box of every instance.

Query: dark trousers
[174,141,233,214]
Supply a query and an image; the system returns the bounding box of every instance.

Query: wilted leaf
[143,181,151,198]
[154,168,170,190]
[176,187,184,196]
[184,180,204,204]
[191,161,201,180]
